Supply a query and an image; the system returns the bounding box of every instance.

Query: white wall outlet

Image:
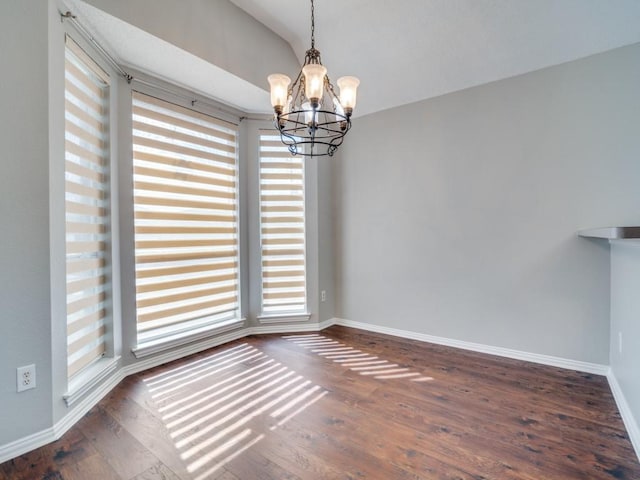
[321,290,326,302]
[618,332,623,354]
[17,364,36,392]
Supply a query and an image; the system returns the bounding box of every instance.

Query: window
[64,37,111,379]
[132,92,239,346]
[259,132,307,315]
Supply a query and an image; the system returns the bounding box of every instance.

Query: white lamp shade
[302,64,327,102]
[268,74,291,109]
[337,76,360,110]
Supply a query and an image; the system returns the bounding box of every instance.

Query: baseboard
[0,427,56,465]
[607,370,640,462]
[54,368,126,440]
[329,318,609,375]
[0,366,126,465]
[0,318,335,464]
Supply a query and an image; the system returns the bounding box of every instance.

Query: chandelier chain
[310,0,315,49]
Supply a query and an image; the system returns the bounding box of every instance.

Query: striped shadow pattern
[143,342,328,479]
[283,334,434,382]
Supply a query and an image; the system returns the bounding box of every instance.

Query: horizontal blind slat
[135,261,237,279]
[136,273,237,294]
[262,227,305,235]
[66,139,104,166]
[136,284,237,309]
[133,150,235,177]
[68,343,106,378]
[262,259,305,267]
[263,280,306,289]
[133,105,236,143]
[134,210,235,223]
[133,165,235,188]
[137,295,238,323]
[135,238,236,249]
[263,269,305,278]
[136,250,237,264]
[133,135,235,166]
[68,309,106,336]
[66,120,106,151]
[133,180,236,200]
[134,195,235,211]
[132,120,236,154]
[135,225,237,235]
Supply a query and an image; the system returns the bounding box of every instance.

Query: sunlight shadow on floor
[143,343,328,480]
[283,334,434,382]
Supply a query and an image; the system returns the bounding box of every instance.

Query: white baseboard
[607,370,640,462]
[0,367,126,465]
[0,318,333,464]
[249,318,335,335]
[0,427,56,466]
[328,318,609,375]
[3,316,620,465]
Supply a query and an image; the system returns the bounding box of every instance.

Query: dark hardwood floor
[2,325,639,479]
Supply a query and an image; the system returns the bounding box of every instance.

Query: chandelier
[267,0,360,157]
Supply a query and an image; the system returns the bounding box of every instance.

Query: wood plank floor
[2,325,639,479]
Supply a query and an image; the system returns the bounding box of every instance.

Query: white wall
[610,241,640,447]
[0,1,53,445]
[335,43,640,364]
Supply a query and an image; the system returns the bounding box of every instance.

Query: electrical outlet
[17,364,36,392]
[321,290,326,302]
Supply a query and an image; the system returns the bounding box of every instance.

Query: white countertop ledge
[578,226,640,240]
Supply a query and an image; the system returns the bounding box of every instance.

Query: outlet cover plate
[17,364,36,392]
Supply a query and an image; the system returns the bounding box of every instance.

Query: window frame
[129,87,245,358]
[60,33,120,407]
[257,131,309,320]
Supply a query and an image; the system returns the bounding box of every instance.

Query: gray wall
[318,155,336,321]
[82,0,299,92]
[0,1,53,445]
[610,242,640,436]
[335,43,640,364]
[0,0,303,450]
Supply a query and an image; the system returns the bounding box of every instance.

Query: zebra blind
[132,92,239,342]
[259,132,307,314]
[64,36,111,378]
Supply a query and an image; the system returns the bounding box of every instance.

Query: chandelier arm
[324,78,342,107]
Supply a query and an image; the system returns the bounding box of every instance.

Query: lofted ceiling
[67,0,640,117]
[230,0,640,116]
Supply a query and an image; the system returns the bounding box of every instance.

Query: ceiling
[230,0,640,116]
[68,0,640,117]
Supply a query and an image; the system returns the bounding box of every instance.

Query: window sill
[64,356,121,407]
[132,317,246,359]
[257,312,311,324]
